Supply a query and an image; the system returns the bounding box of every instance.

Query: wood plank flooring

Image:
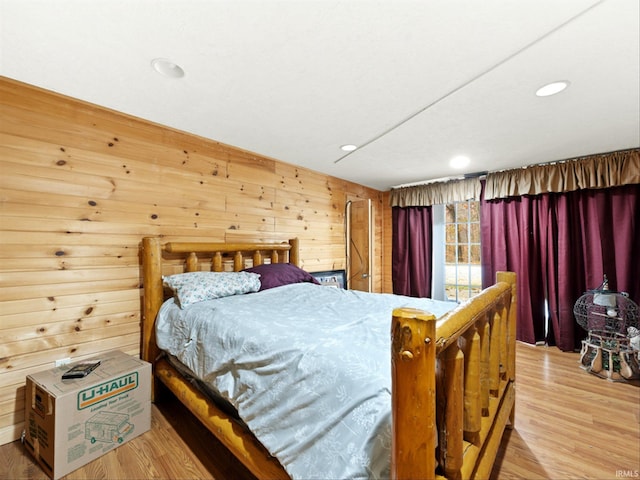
[492,343,639,480]
[2,342,638,480]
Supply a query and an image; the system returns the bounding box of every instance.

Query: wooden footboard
[391,272,516,480]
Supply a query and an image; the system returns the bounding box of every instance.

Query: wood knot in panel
[392,323,418,361]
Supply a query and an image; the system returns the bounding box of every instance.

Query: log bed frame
[141,236,517,479]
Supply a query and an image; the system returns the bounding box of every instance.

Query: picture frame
[310,269,347,289]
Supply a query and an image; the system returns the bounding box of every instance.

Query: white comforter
[155,282,455,479]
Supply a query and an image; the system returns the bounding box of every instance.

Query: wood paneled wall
[381,191,393,293]
[0,76,391,445]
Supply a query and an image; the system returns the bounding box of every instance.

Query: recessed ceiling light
[535,81,569,97]
[450,155,470,169]
[151,58,185,78]
[340,144,358,152]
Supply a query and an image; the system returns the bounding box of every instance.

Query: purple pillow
[243,263,320,291]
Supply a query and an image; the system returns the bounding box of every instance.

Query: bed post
[391,307,437,480]
[289,237,300,266]
[141,237,163,368]
[496,270,517,427]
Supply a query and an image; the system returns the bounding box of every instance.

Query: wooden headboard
[140,237,299,365]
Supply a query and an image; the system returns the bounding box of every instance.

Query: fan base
[579,331,640,382]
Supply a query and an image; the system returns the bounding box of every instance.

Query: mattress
[155,282,455,479]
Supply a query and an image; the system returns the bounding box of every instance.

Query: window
[444,200,481,302]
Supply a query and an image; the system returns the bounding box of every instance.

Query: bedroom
[1,1,639,479]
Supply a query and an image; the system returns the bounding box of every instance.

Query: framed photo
[310,269,347,289]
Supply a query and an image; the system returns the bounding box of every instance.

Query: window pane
[457,223,468,243]
[445,204,455,223]
[456,263,469,284]
[445,285,457,301]
[446,224,456,243]
[445,265,455,284]
[469,201,480,222]
[458,245,469,264]
[445,245,456,263]
[457,202,469,222]
[470,223,481,243]
[470,244,481,264]
[457,287,471,302]
[470,286,482,297]
[470,264,482,285]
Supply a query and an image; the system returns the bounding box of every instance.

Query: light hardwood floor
[2,343,639,480]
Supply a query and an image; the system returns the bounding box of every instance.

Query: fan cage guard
[573,290,640,382]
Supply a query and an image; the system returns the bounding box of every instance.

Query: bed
[141,236,516,479]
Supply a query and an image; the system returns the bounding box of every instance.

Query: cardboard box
[23,350,151,479]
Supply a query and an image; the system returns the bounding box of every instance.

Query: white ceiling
[1,0,638,191]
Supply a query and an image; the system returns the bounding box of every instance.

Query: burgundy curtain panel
[480,194,549,345]
[392,206,433,297]
[481,184,640,351]
[545,184,640,350]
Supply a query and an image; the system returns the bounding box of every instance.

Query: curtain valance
[483,149,639,200]
[389,177,482,207]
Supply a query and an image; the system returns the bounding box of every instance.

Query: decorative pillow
[243,263,320,291]
[163,271,261,308]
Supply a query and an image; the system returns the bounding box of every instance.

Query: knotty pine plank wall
[381,191,394,294]
[0,77,391,445]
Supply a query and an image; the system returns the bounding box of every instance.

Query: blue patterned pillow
[163,271,261,308]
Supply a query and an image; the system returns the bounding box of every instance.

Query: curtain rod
[391,171,487,190]
[391,147,638,190]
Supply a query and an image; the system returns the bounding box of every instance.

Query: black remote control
[61,361,101,380]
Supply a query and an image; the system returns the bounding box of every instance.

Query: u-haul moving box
[24,350,151,479]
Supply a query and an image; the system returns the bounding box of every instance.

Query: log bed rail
[141,236,516,480]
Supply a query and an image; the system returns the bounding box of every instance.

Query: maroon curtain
[480,193,548,345]
[392,206,433,297]
[482,183,640,351]
[545,184,640,350]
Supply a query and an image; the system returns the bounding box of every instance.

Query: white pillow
[163,271,261,308]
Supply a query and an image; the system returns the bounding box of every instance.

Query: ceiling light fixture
[450,155,470,169]
[535,80,569,97]
[340,144,358,152]
[151,58,185,78]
